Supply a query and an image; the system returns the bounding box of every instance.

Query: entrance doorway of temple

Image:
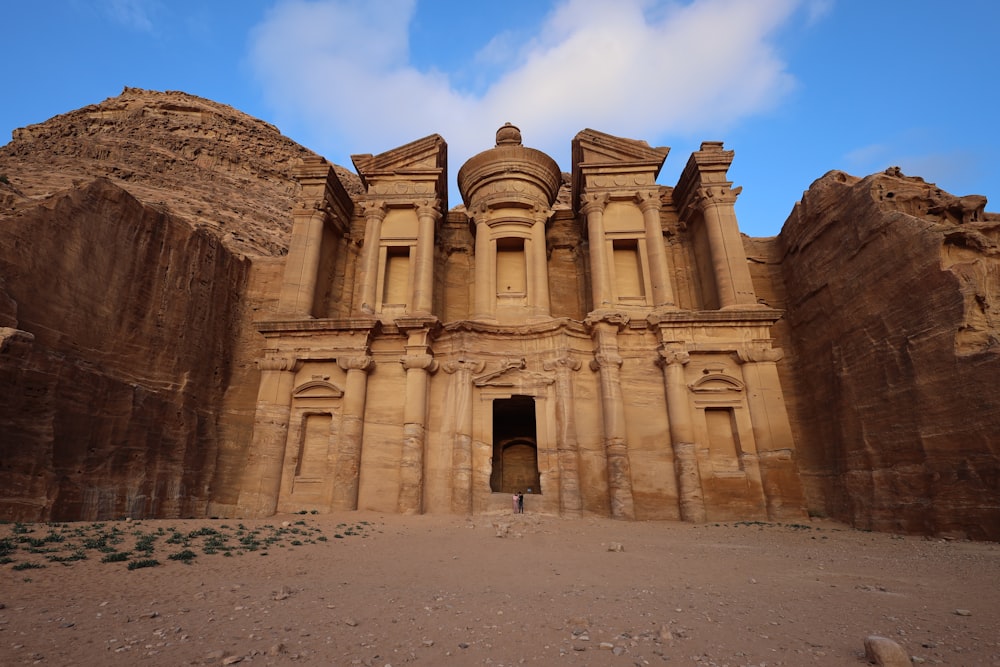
[489,395,541,494]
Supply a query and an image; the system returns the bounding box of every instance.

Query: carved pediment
[473,359,554,389]
[351,134,448,205]
[292,379,344,399]
[572,128,670,168]
[689,373,744,394]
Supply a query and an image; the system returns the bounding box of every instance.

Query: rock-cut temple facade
[236,125,807,521]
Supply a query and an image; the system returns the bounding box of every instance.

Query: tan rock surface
[0,87,362,257]
[777,169,1000,539]
[1,513,998,666]
[0,179,250,520]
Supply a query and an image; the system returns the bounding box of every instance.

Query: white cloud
[251,0,804,179]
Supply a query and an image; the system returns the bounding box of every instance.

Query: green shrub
[127,558,160,570]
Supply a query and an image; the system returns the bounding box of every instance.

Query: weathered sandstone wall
[0,179,249,521]
[777,170,1000,539]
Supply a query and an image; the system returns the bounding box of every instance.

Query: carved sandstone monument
[0,89,997,538]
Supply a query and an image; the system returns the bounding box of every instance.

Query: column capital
[414,198,442,220]
[589,352,623,371]
[694,185,742,208]
[532,204,554,224]
[401,353,438,373]
[257,355,299,372]
[360,199,388,220]
[338,355,374,373]
[543,355,582,372]
[737,345,784,364]
[585,310,630,329]
[580,191,610,216]
[635,189,662,213]
[442,358,486,375]
[657,345,690,367]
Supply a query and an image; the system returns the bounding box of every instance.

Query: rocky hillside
[0,87,362,257]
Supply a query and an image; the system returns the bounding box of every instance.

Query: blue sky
[2,0,997,237]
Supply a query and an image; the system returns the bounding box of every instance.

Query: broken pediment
[351,134,448,206]
[571,129,670,206]
[473,359,555,389]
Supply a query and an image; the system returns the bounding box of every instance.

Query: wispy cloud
[250,0,804,175]
[102,0,158,32]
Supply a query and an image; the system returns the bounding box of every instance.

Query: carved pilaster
[412,199,441,315]
[582,192,613,309]
[636,189,675,307]
[543,353,584,517]
[358,200,388,315]
[734,343,805,520]
[657,344,706,523]
[691,184,757,309]
[238,355,299,517]
[442,358,485,514]
[331,354,373,511]
[530,204,552,317]
[397,345,438,515]
[589,319,635,519]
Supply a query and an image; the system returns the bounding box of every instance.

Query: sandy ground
[1,512,998,667]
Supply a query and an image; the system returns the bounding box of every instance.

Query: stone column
[412,199,440,315]
[471,208,494,319]
[637,190,675,307]
[357,201,387,314]
[443,358,484,514]
[331,354,373,510]
[657,345,707,522]
[237,356,298,517]
[737,344,805,520]
[397,339,438,514]
[544,354,583,517]
[695,186,756,308]
[277,209,327,317]
[530,206,552,317]
[589,315,635,519]
[582,193,613,310]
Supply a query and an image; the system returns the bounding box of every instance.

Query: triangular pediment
[352,134,447,183]
[573,129,669,170]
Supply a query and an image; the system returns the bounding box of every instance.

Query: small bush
[127,558,160,570]
[13,561,45,571]
[101,552,130,563]
[168,549,197,564]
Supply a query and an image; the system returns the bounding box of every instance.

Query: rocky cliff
[0,88,357,520]
[777,169,1000,539]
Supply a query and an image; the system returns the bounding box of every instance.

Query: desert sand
[1,511,998,666]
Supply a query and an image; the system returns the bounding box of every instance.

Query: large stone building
[3,90,996,538]
[236,124,806,521]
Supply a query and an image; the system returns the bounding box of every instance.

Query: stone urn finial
[496,122,522,146]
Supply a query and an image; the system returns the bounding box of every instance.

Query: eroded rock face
[778,169,1000,539]
[0,178,249,520]
[0,87,362,257]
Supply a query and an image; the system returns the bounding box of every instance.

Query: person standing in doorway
[517,492,524,513]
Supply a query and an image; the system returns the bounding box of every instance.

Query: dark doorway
[490,395,540,494]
